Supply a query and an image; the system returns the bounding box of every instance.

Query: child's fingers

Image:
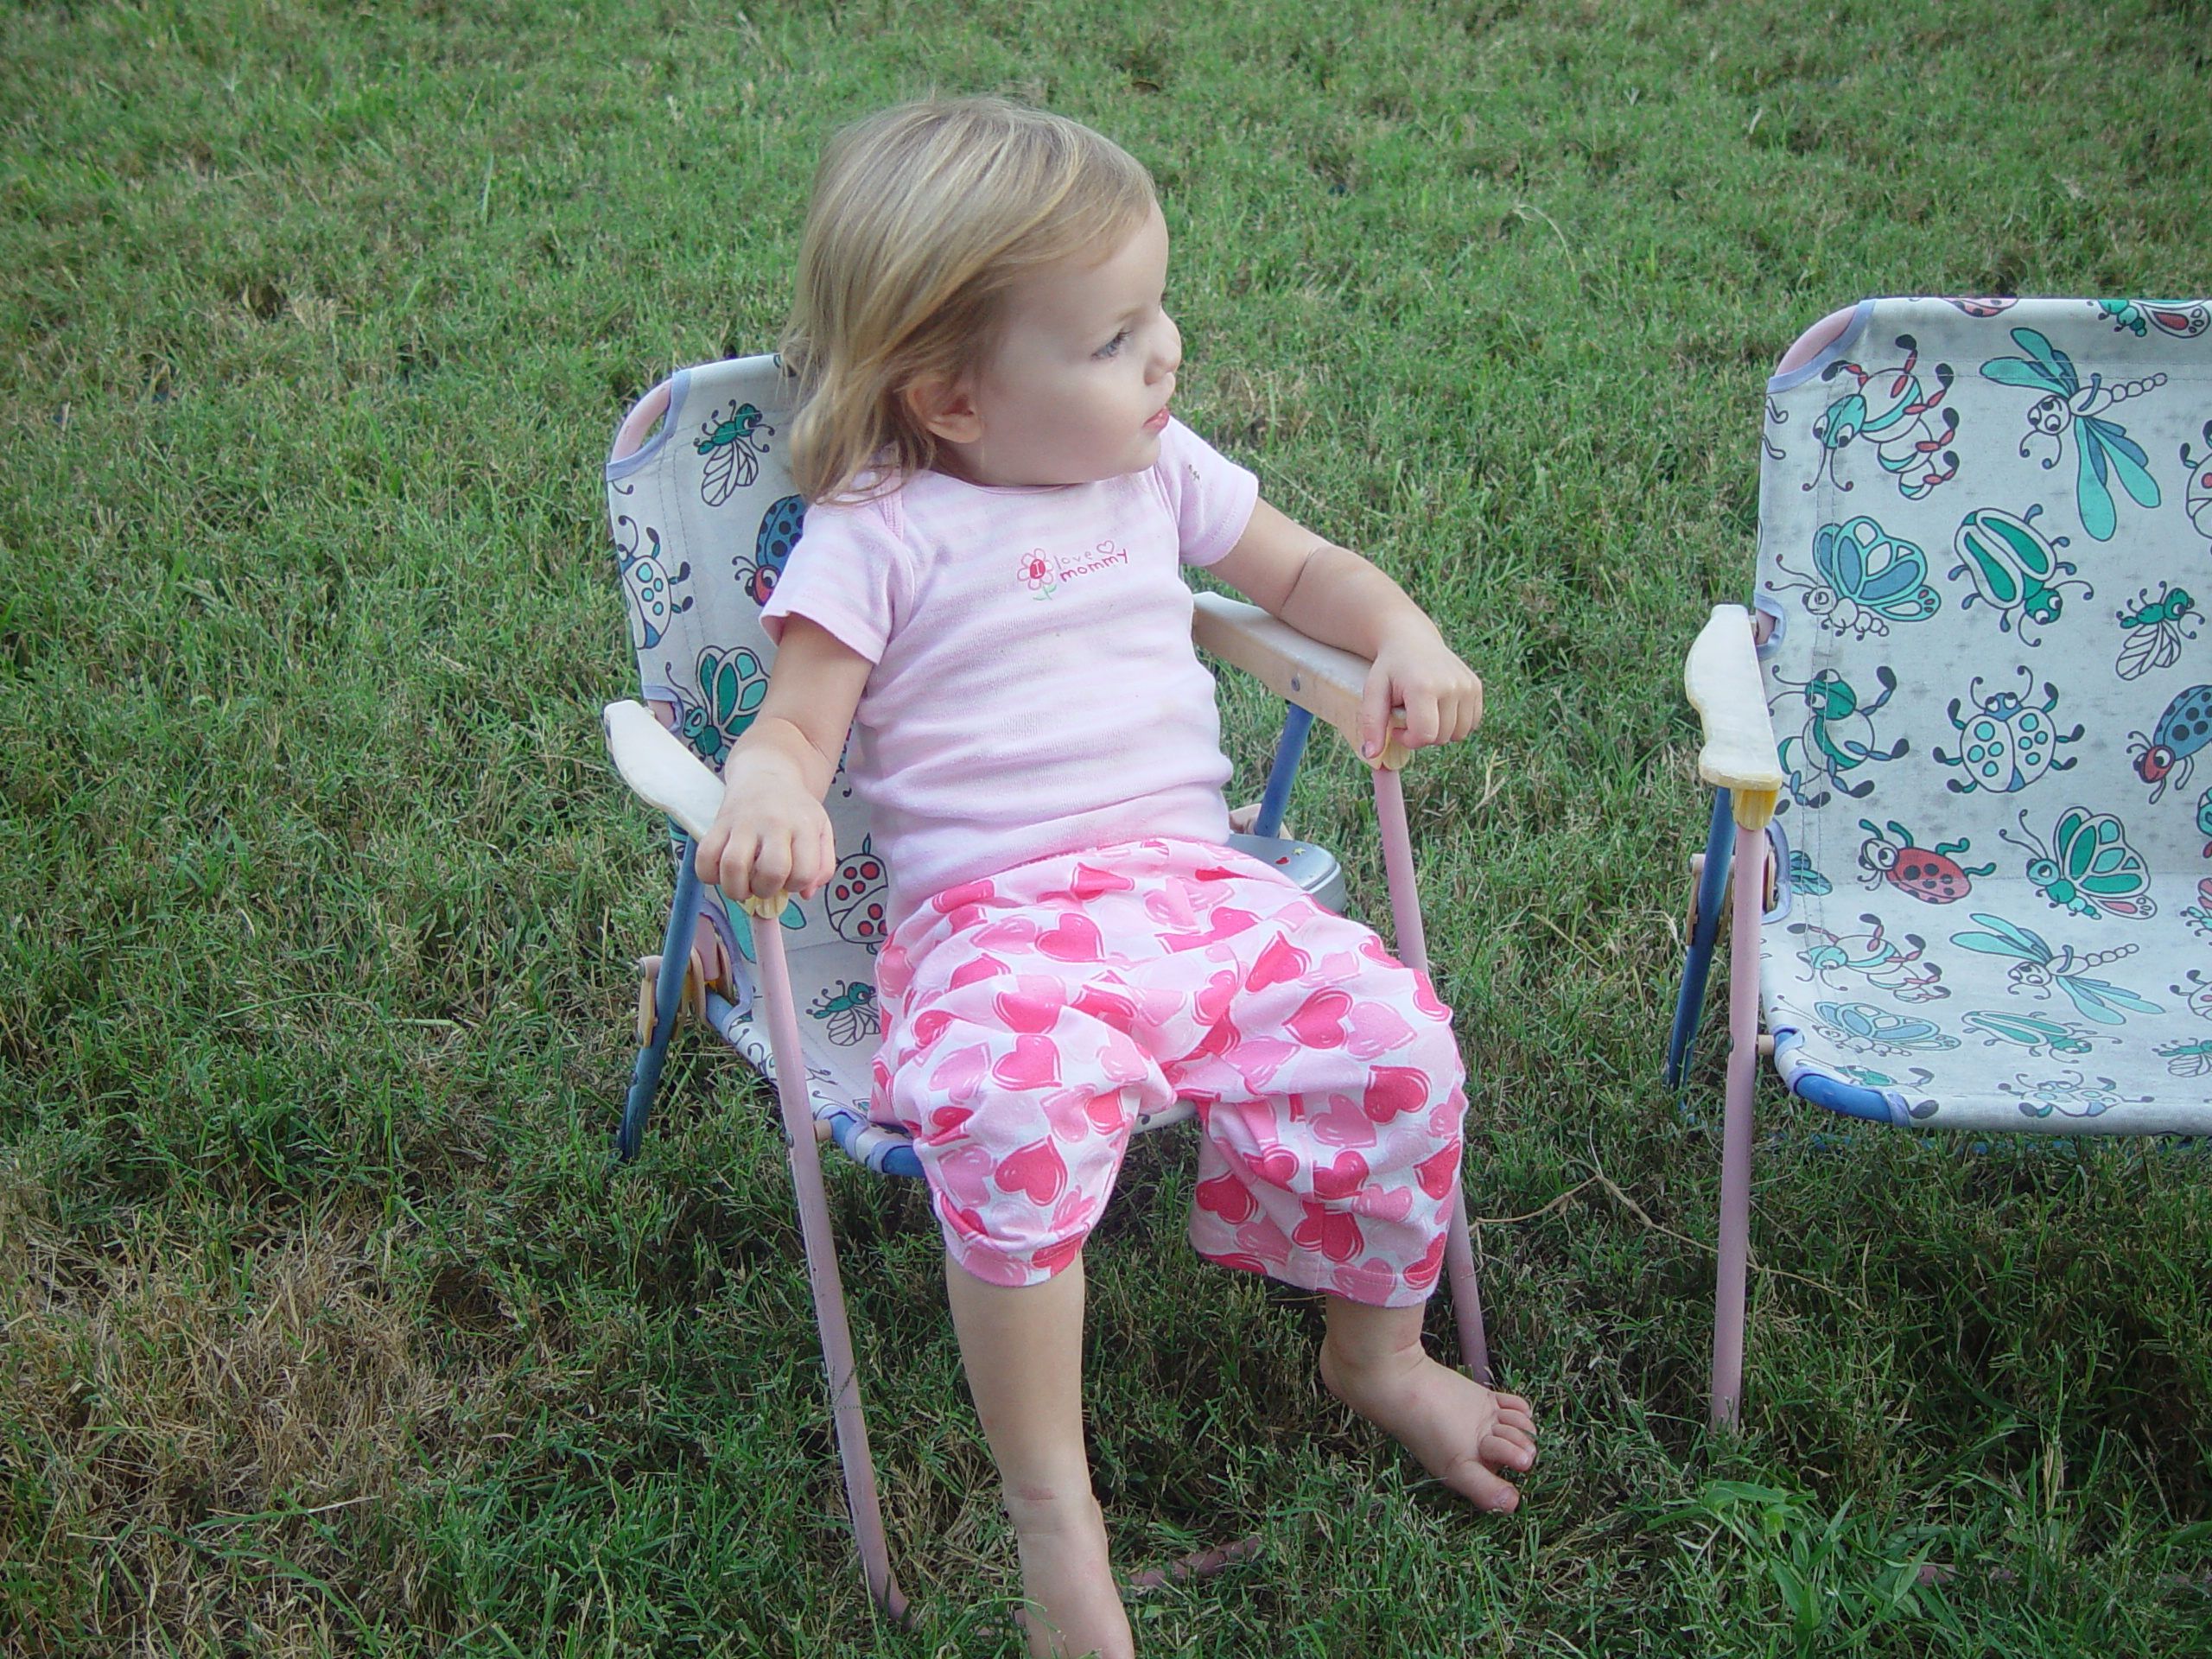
[1358,663,1395,760]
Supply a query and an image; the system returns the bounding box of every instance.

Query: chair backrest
[1755,297,2212,1132]
[605,358,893,1111]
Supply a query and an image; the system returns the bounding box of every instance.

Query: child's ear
[906,375,983,445]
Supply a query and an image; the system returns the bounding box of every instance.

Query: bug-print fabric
[1751,296,2212,1133]
[873,839,1465,1306]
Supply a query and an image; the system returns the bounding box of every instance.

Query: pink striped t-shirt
[761,418,1259,927]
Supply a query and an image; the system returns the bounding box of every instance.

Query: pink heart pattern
[876,838,1463,1306]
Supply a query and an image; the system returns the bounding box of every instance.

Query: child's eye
[1094,328,1131,359]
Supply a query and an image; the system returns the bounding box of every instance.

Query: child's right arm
[692,614,872,904]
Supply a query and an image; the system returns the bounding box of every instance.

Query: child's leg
[1318,1294,1538,1511]
[945,1251,1132,1659]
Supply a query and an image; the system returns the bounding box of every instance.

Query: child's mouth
[1144,405,1171,432]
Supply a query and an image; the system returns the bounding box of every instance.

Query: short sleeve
[759,495,908,663]
[1153,418,1260,569]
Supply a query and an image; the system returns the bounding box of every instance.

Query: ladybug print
[1932,668,2082,795]
[1855,818,1994,904]
[736,493,804,607]
[826,836,889,952]
[2131,683,2212,804]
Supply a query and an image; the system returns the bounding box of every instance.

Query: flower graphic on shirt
[1020,549,1059,599]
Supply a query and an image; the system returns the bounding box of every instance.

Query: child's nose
[1152,315,1182,378]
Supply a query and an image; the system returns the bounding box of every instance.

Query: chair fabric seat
[1753,296,2212,1135]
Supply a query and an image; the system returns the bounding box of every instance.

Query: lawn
[4,0,2211,1653]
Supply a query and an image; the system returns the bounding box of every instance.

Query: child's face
[940,205,1181,487]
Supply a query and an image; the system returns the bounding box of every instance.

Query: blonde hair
[781,97,1157,503]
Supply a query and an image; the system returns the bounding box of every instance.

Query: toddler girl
[696,97,1537,1658]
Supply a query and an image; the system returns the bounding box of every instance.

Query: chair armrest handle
[603,699,723,842]
[1684,606,1784,823]
[1192,591,1477,770]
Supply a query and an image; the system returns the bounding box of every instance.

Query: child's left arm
[1208,498,1481,762]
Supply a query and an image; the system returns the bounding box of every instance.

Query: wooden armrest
[603,698,723,843]
[1684,605,1783,826]
[1192,592,1477,770]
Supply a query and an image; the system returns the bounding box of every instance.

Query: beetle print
[1961,1009,2099,1058]
[826,837,889,951]
[1999,804,2156,919]
[1948,504,2089,644]
[1979,327,2164,541]
[2002,1071,2152,1121]
[613,516,693,652]
[1855,819,1993,904]
[696,400,773,507]
[1766,515,1941,638]
[2171,969,2212,1022]
[2182,421,2212,551]
[1773,665,1910,810]
[736,494,804,607]
[2114,582,2199,682]
[1807,334,1961,500]
[2094,298,2211,340]
[1932,668,2082,795]
[2128,683,2212,804]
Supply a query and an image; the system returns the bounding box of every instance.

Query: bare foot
[1005,1491,1132,1659]
[1318,1334,1538,1511]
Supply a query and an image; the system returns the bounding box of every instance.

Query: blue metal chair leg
[619,831,704,1161]
[1254,704,1314,839]
[1665,790,1737,1089]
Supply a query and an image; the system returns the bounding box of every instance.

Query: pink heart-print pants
[871,838,1465,1307]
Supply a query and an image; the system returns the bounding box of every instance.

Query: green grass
[5,0,2212,1652]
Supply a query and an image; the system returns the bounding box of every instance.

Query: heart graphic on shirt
[1194,1173,1257,1224]
[1163,906,1259,953]
[949,953,1010,989]
[1362,1065,1430,1122]
[1310,1095,1378,1149]
[1244,932,1312,992]
[1286,989,1354,1048]
[1069,862,1135,901]
[1084,1089,1127,1133]
[973,918,1039,950]
[991,1033,1062,1091]
[1222,1036,1296,1093]
[994,984,1065,1034]
[1035,914,1103,962]
[1071,984,1137,1031]
[1194,968,1238,1027]
[1357,933,1396,969]
[929,1043,990,1103]
[933,877,1000,914]
[995,1137,1068,1205]
[1404,1231,1447,1290]
[1144,883,1197,929]
[911,1009,955,1052]
[943,1201,988,1239]
[1033,1231,1086,1275]
[1411,970,1450,1021]
[927,1104,975,1140]
[1344,1001,1416,1059]
[1414,1143,1460,1200]
[1312,1149,1372,1201]
[1253,1145,1301,1189]
[1293,1201,1364,1264]
[1362,1184,1415,1224]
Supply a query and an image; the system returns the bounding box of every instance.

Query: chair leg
[751,910,910,1624]
[1710,818,1766,1431]
[620,838,703,1162]
[1372,766,1493,1384]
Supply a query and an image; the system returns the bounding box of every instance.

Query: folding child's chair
[1669,296,2212,1428]
[596,354,1493,1616]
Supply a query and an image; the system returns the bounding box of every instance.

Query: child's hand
[1362,626,1483,760]
[693,747,838,904]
